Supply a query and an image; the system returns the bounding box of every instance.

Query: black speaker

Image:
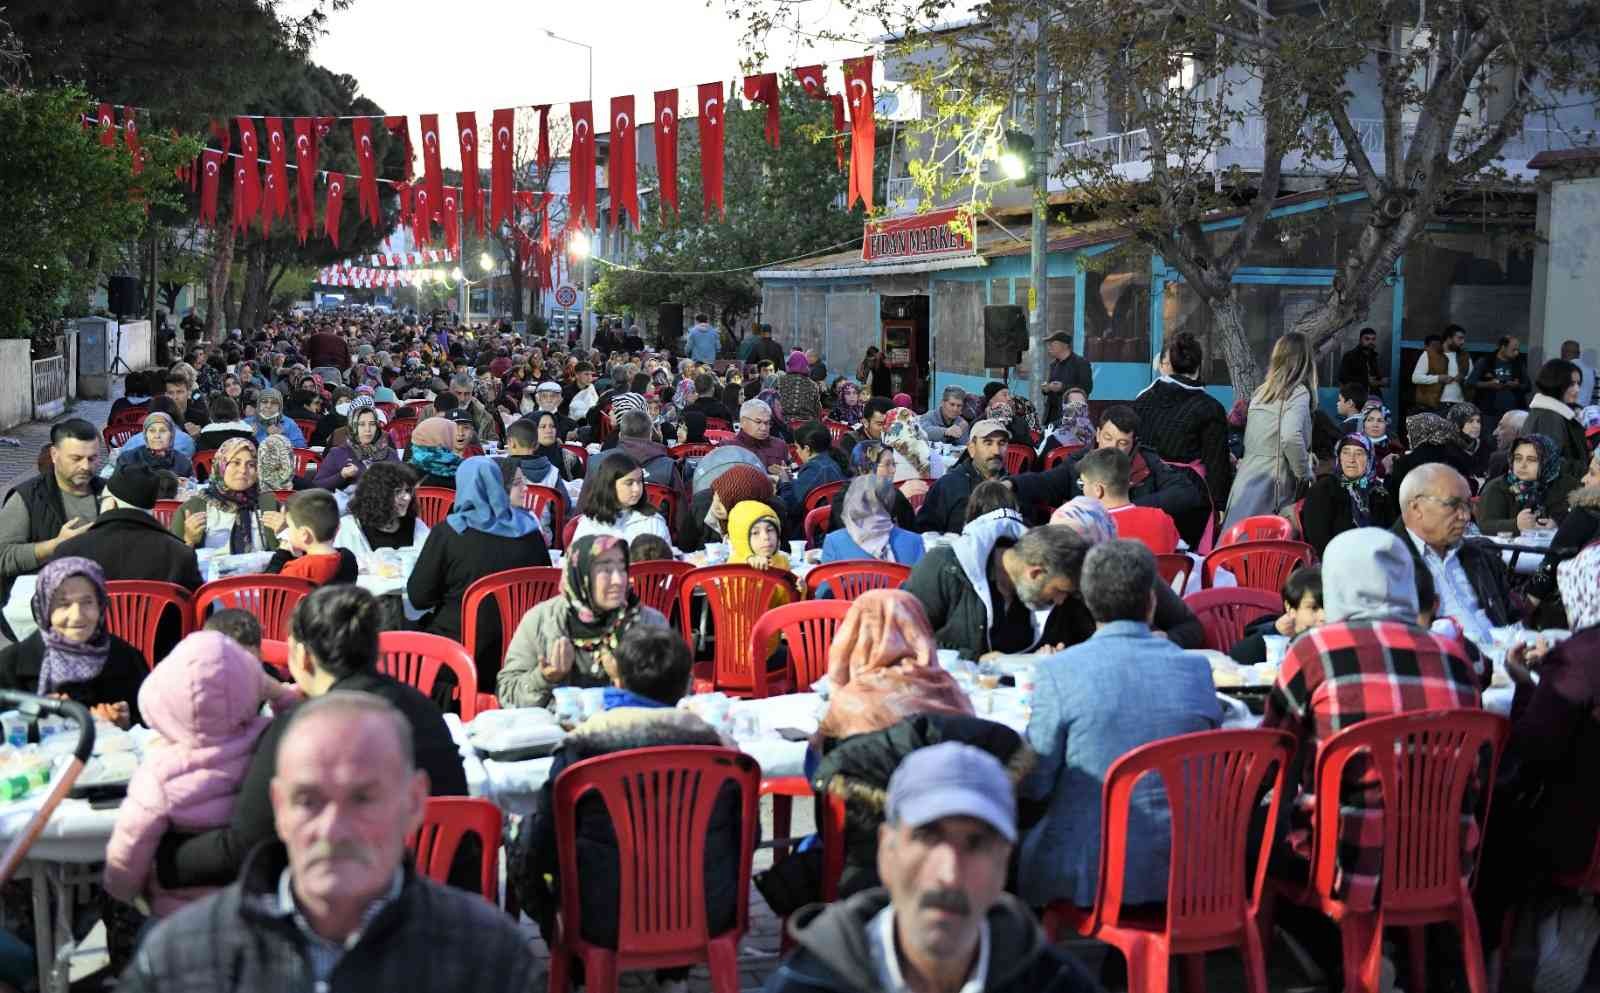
[108,276,143,317]
[983,304,1028,367]
[658,303,684,342]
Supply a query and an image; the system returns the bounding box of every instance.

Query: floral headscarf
[122,411,191,475]
[1049,397,1096,450]
[560,535,643,665]
[1336,433,1379,525]
[1406,412,1459,450]
[1504,432,1563,510]
[257,434,295,491]
[1556,542,1600,632]
[829,382,864,424]
[1361,399,1390,445]
[344,399,392,464]
[817,590,973,738]
[31,556,111,695]
[882,408,933,477]
[1049,496,1118,544]
[840,475,898,560]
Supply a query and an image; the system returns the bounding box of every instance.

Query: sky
[297,0,881,170]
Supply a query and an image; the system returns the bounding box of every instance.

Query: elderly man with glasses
[733,399,790,469]
[1394,462,1514,651]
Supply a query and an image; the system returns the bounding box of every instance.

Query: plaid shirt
[1262,619,1482,909]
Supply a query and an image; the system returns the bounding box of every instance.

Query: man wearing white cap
[764,742,1098,993]
[913,419,1013,535]
[534,381,576,440]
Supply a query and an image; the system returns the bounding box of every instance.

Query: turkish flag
[411,184,433,247]
[419,114,444,212]
[608,97,638,230]
[394,180,412,227]
[539,192,554,251]
[231,158,251,232]
[97,103,115,147]
[384,116,412,181]
[743,73,780,148]
[568,101,595,231]
[697,82,725,219]
[293,119,315,242]
[535,105,551,175]
[490,108,515,230]
[795,65,845,169]
[235,117,261,224]
[350,118,378,226]
[199,150,224,226]
[325,173,346,247]
[845,57,875,211]
[457,112,482,237]
[209,118,231,158]
[654,90,679,218]
[121,107,142,175]
[442,186,461,256]
[264,117,289,225]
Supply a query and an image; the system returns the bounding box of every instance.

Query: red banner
[743,72,780,148]
[609,96,637,230]
[697,82,725,219]
[654,89,678,218]
[294,119,316,242]
[384,116,411,181]
[457,112,481,237]
[845,57,875,211]
[490,108,515,230]
[861,207,975,263]
[568,101,595,231]
[442,186,461,256]
[535,105,551,175]
[795,65,845,169]
[351,117,379,226]
[121,107,142,174]
[264,117,289,226]
[325,172,346,247]
[199,149,223,226]
[97,103,115,146]
[419,114,444,214]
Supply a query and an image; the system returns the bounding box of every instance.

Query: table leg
[30,868,52,993]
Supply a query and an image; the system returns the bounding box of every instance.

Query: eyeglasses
[1417,494,1471,515]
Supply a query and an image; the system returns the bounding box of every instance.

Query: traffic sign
[555,285,578,308]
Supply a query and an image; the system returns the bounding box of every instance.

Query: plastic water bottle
[0,763,49,802]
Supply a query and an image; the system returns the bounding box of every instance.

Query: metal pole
[1028,3,1051,403]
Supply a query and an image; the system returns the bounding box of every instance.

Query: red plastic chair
[1155,553,1195,593]
[272,489,294,505]
[561,443,589,470]
[1184,588,1283,652]
[822,420,849,444]
[409,797,503,906]
[679,565,798,698]
[548,746,760,993]
[561,515,582,550]
[388,419,417,450]
[1043,443,1084,470]
[803,560,911,600]
[414,486,455,528]
[293,418,318,441]
[704,429,735,445]
[1217,514,1294,548]
[802,480,847,515]
[641,484,680,532]
[1201,539,1316,592]
[192,575,315,641]
[461,566,564,670]
[1003,442,1035,475]
[705,417,733,433]
[103,425,138,450]
[760,779,847,953]
[375,401,398,419]
[376,631,481,720]
[190,449,216,481]
[291,447,320,476]
[748,600,852,690]
[1262,711,1509,993]
[109,406,148,428]
[151,500,182,528]
[668,443,713,460]
[628,560,695,628]
[802,506,832,549]
[519,484,567,547]
[1043,729,1296,993]
[103,581,193,670]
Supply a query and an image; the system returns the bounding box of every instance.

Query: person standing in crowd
[0,420,103,594]
[1131,330,1234,506]
[1223,332,1316,529]
[1018,540,1218,909]
[919,386,971,445]
[1411,331,1463,412]
[58,466,202,590]
[303,322,351,371]
[685,313,720,364]
[1040,332,1093,426]
[747,323,786,368]
[123,692,531,992]
[1465,335,1528,417]
[778,351,823,422]
[765,741,1100,993]
[1300,435,1394,556]
[1523,357,1589,482]
[914,419,1011,535]
[1337,326,1389,395]
[857,345,893,399]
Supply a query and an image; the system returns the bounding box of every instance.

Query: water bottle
[0,763,49,802]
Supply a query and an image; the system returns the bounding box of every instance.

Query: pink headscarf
[817,590,973,738]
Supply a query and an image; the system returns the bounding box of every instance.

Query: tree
[591,79,875,336]
[476,116,572,323]
[726,0,1600,395]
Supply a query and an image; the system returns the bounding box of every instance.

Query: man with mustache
[120,691,535,991]
[912,419,1012,536]
[765,742,1098,993]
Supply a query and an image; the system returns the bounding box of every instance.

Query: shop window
[932,280,985,378]
[1163,280,1350,387]
[1083,252,1152,363]
[1404,231,1533,347]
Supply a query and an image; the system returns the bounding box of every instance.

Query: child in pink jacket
[103,630,291,916]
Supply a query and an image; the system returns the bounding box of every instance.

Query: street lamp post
[1028,2,1051,402]
[544,28,594,350]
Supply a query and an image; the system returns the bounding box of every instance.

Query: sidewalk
[0,397,116,497]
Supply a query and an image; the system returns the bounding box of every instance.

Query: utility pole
[1028,3,1051,402]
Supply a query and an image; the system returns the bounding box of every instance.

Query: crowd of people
[0,306,1592,991]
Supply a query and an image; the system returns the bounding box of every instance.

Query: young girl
[572,453,673,546]
[103,631,296,917]
[728,500,800,664]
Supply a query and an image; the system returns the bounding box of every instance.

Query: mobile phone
[775,727,812,742]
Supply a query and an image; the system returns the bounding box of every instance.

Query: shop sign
[861,207,976,263]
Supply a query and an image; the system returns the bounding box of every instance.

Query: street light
[999,151,1027,180]
[568,230,592,258]
[479,253,494,272]
[543,26,594,348]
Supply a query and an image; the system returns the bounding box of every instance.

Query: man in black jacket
[57,465,202,591]
[1131,331,1234,506]
[763,742,1098,993]
[1393,462,1514,653]
[914,419,1011,534]
[123,692,534,993]
[1041,332,1094,426]
[153,586,469,892]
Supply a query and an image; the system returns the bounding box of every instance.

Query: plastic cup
[0,712,25,749]
[580,686,607,720]
[936,649,959,670]
[789,540,806,562]
[551,687,581,722]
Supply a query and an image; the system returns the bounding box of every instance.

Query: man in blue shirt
[1018,539,1218,908]
[686,313,720,364]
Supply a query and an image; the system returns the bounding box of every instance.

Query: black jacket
[1039,581,1206,651]
[1387,443,1482,517]
[1132,376,1235,506]
[689,396,735,424]
[405,521,551,683]
[1044,352,1094,425]
[1010,445,1211,546]
[1300,473,1396,557]
[1391,521,1515,629]
[123,843,535,993]
[912,457,993,535]
[0,632,147,727]
[55,509,204,591]
[1528,486,1600,628]
[154,670,468,890]
[764,890,1099,993]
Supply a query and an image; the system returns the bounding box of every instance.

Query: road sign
[554,285,577,308]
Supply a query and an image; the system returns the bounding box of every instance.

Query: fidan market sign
[861,207,976,263]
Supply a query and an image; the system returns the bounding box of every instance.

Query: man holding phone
[0,420,104,629]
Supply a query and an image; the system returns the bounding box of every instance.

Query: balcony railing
[1059,128,1152,167]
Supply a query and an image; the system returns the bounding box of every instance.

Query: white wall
[1530,173,1600,367]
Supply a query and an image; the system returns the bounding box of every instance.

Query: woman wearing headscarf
[979,382,1034,446]
[1526,449,1600,628]
[820,476,925,566]
[0,557,146,727]
[116,411,193,477]
[405,416,464,488]
[1386,411,1483,516]
[881,407,945,484]
[777,352,822,423]
[827,380,865,426]
[1474,432,1576,536]
[1447,401,1491,478]
[1300,434,1395,555]
[170,438,283,552]
[313,400,398,490]
[335,461,430,556]
[1048,496,1118,544]
[246,388,306,447]
[255,434,298,493]
[407,456,551,681]
[497,534,670,709]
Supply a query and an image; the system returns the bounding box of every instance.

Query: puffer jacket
[103,632,277,916]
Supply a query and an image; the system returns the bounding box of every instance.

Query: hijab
[786,350,810,374]
[445,456,540,538]
[408,416,463,479]
[1556,542,1600,633]
[31,556,112,695]
[254,388,286,426]
[1336,433,1379,525]
[1361,398,1391,446]
[1405,412,1458,450]
[1049,496,1118,544]
[1049,397,1096,450]
[829,382,864,424]
[840,475,897,560]
[257,434,295,491]
[125,411,191,475]
[205,438,263,557]
[344,401,392,464]
[882,408,933,477]
[560,534,643,659]
[1504,432,1563,510]
[1447,402,1481,453]
[817,590,973,738]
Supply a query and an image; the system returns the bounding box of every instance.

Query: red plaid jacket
[1262,619,1482,909]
